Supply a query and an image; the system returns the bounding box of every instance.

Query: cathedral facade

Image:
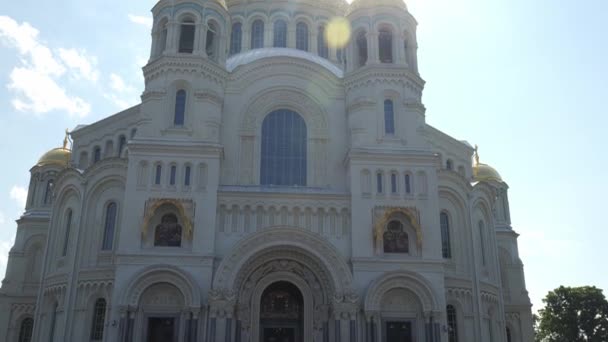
[0,0,534,341]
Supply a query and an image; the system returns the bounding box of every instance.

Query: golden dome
[473,163,502,182]
[37,147,71,167]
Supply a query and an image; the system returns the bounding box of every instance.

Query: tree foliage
[536,286,608,342]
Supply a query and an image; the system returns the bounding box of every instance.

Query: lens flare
[325,17,351,49]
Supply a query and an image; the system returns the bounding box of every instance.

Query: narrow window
[18,318,33,342]
[447,305,459,342]
[184,166,191,186]
[230,23,242,55]
[170,165,177,185]
[384,100,395,135]
[405,174,412,194]
[102,202,117,251]
[273,20,287,48]
[390,173,397,194]
[251,20,264,49]
[376,173,383,194]
[479,221,487,266]
[447,159,454,170]
[506,328,512,342]
[118,135,126,157]
[174,90,186,126]
[206,23,218,60]
[296,22,309,51]
[379,28,393,63]
[440,212,452,259]
[62,209,72,256]
[43,180,54,205]
[179,20,196,53]
[93,146,101,163]
[155,165,162,185]
[90,299,106,341]
[317,26,328,58]
[356,31,368,67]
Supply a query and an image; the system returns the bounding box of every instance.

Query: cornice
[129,139,223,156]
[346,147,436,165]
[143,56,228,87]
[344,65,425,94]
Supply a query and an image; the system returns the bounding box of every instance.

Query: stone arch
[122,265,200,308]
[213,227,353,294]
[364,271,438,313]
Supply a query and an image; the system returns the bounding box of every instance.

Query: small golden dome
[473,163,502,182]
[37,148,71,167]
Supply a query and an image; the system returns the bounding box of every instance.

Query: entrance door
[259,282,304,342]
[386,321,413,342]
[147,317,176,342]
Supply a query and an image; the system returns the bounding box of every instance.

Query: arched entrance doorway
[260,282,304,342]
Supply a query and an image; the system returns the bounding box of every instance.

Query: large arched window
[154,213,183,247]
[440,212,452,259]
[102,202,117,251]
[317,25,328,58]
[379,27,394,63]
[447,305,458,342]
[230,23,242,55]
[296,22,309,51]
[356,31,368,67]
[18,317,33,342]
[62,209,73,256]
[384,220,409,254]
[251,20,264,49]
[261,110,307,186]
[90,298,106,341]
[273,20,287,48]
[174,90,186,126]
[384,99,395,135]
[206,22,218,60]
[178,19,196,53]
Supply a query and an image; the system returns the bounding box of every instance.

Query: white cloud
[105,73,139,109]
[0,15,92,117]
[109,73,133,92]
[58,48,99,82]
[128,14,153,29]
[9,185,27,210]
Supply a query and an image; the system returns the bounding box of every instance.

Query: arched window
[18,317,33,342]
[376,172,383,194]
[273,20,287,48]
[379,28,393,63]
[179,19,196,53]
[90,298,106,341]
[155,164,162,185]
[93,146,101,163]
[154,213,182,247]
[384,220,409,253]
[479,221,487,266]
[506,327,512,342]
[251,20,264,49]
[447,305,458,342]
[118,135,126,157]
[184,166,192,186]
[230,23,242,55]
[317,25,328,58]
[296,22,309,51]
[356,31,368,67]
[62,209,73,256]
[174,90,186,126]
[43,179,54,205]
[102,202,117,251]
[384,100,395,135]
[446,159,454,170]
[206,22,218,60]
[170,165,177,185]
[390,173,398,194]
[261,110,307,186]
[440,212,452,259]
[405,174,412,194]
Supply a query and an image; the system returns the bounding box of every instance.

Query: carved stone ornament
[141,198,195,240]
[373,206,423,249]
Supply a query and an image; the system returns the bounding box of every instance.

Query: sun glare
[326,17,351,49]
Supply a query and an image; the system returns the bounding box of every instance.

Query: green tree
[536,286,608,342]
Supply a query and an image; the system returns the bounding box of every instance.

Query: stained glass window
[260,110,307,186]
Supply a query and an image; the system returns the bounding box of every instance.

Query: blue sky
[0,0,606,311]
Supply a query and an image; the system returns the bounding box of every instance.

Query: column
[369,32,379,64]
[334,304,358,342]
[167,21,179,54]
[195,23,207,57]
